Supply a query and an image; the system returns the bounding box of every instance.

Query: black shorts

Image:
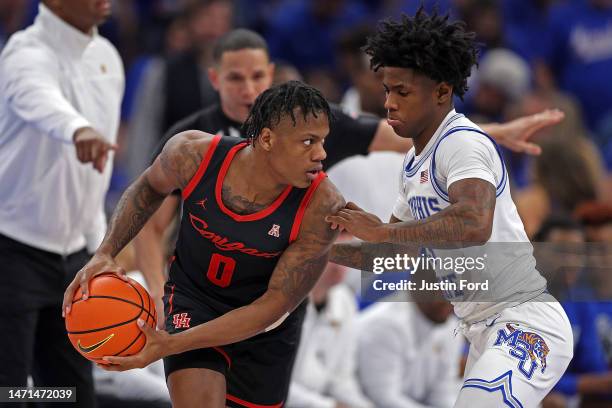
[162,285,305,408]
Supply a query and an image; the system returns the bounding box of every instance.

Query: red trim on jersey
[289,171,326,243]
[168,284,175,315]
[215,142,293,222]
[213,346,232,368]
[226,394,283,408]
[182,134,222,200]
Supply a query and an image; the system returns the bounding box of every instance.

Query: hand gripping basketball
[62,252,128,317]
[65,274,158,364]
[98,317,171,371]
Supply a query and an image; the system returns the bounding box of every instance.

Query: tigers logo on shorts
[493,323,550,379]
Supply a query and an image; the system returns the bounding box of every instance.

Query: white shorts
[454,293,573,408]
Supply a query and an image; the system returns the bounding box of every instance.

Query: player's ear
[208,67,220,91]
[436,82,453,105]
[258,128,274,151]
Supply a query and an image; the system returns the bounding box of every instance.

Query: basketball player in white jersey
[326,8,573,408]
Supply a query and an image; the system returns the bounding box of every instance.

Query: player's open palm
[100,318,170,371]
[326,202,386,242]
[62,252,127,317]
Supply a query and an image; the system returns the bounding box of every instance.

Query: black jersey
[153,103,380,170]
[167,135,325,315]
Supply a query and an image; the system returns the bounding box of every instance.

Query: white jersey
[392,110,546,322]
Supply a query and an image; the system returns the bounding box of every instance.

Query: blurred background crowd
[1,0,612,407]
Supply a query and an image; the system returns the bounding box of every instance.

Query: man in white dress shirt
[0,0,123,403]
[357,294,462,408]
[287,252,373,408]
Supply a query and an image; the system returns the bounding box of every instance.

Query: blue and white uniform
[392,110,573,407]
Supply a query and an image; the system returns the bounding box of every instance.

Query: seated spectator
[356,290,462,407]
[463,48,531,124]
[336,27,386,118]
[538,0,612,138]
[575,202,612,367]
[265,0,368,101]
[514,136,606,237]
[287,250,372,408]
[535,217,612,407]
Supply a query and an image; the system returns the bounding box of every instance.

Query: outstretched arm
[101,179,346,370]
[479,109,564,155]
[62,131,214,315]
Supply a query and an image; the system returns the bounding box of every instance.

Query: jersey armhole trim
[182,134,222,200]
[289,172,327,243]
[429,128,507,203]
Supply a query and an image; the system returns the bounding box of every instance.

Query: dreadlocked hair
[363,6,478,99]
[242,80,332,143]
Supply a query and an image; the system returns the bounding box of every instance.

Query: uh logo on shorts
[493,323,550,379]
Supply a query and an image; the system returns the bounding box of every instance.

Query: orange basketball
[65,273,157,364]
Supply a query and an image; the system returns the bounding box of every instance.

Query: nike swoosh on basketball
[77,333,115,354]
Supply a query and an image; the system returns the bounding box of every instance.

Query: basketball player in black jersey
[135,28,566,328]
[63,81,345,408]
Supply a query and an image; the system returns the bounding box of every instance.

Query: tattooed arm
[327,179,495,269]
[100,179,345,370]
[62,131,216,315]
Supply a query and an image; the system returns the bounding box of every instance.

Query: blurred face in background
[546,227,586,289]
[591,0,612,9]
[416,300,454,324]
[209,48,274,123]
[355,66,386,117]
[44,0,110,33]
[188,0,233,54]
[586,223,612,243]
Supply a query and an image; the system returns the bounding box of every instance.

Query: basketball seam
[113,328,145,357]
[67,314,142,335]
[67,278,155,334]
[112,302,151,357]
[68,295,156,328]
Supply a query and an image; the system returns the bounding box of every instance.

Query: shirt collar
[37,3,97,59]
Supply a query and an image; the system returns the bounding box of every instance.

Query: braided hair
[242,80,332,143]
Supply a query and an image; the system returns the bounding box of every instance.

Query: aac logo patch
[268,224,281,238]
